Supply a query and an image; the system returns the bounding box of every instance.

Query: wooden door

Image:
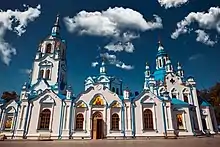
[92,119,97,139]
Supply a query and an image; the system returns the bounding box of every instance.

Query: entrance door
[92,112,103,139]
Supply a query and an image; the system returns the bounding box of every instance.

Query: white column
[167,105,174,130]
[206,108,214,132]
[127,105,132,130]
[49,104,54,131]
[191,87,203,131]
[153,104,157,130]
[185,108,192,132]
[18,105,25,129]
[107,108,111,133]
[87,107,91,134]
[0,109,5,131]
[83,108,87,131]
[140,105,144,131]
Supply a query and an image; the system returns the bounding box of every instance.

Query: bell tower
[30,14,67,94]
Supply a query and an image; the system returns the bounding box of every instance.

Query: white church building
[0,15,218,140]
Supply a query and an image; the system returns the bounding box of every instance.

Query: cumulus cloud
[0,4,41,65]
[195,30,217,46]
[104,42,134,53]
[64,7,162,53]
[64,7,162,36]
[171,7,220,46]
[158,0,189,9]
[100,52,134,70]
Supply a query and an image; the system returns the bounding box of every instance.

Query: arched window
[143,109,153,130]
[163,58,166,66]
[39,109,51,130]
[46,44,52,53]
[116,88,119,95]
[76,113,84,130]
[45,69,50,79]
[39,70,44,78]
[171,89,177,98]
[112,87,115,93]
[111,113,119,131]
[183,93,188,103]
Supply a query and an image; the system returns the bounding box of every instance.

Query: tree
[1,91,18,102]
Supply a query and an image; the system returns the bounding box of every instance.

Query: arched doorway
[92,112,103,139]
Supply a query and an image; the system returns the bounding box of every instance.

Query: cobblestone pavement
[0,136,220,147]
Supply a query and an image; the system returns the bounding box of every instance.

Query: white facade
[0,16,218,140]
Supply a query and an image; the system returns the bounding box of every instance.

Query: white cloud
[116,63,134,70]
[158,0,189,9]
[0,4,41,65]
[104,42,134,53]
[64,7,162,53]
[100,52,134,70]
[171,7,220,43]
[188,53,203,61]
[195,30,217,46]
[91,62,98,67]
[64,7,162,37]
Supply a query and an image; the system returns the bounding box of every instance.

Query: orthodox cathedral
[0,15,218,140]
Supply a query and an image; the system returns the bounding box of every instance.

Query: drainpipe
[162,101,167,138]
[23,102,30,139]
[58,100,64,139]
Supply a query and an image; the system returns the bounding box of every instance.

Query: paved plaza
[0,136,220,147]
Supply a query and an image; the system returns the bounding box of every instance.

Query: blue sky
[0,0,220,95]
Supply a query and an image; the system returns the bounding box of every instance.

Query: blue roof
[198,97,211,106]
[153,68,166,81]
[171,98,189,106]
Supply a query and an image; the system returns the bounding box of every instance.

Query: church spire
[51,14,60,37]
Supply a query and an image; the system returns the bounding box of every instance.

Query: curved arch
[45,43,52,53]
[143,109,153,130]
[170,88,178,98]
[39,109,51,130]
[182,88,189,103]
[111,113,119,130]
[159,87,166,96]
[89,94,107,106]
[93,111,103,119]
